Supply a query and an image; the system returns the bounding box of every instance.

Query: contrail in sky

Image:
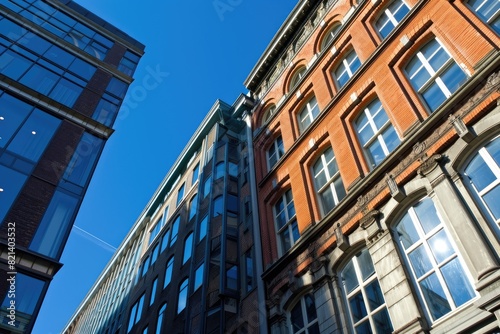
[73,225,117,253]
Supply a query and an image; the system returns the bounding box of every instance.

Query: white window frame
[321,22,341,51]
[288,293,319,334]
[312,147,345,215]
[341,249,392,333]
[466,0,500,33]
[395,198,476,322]
[374,0,411,38]
[354,99,400,168]
[333,50,361,88]
[463,136,500,230]
[298,96,320,134]
[404,38,467,112]
[273,189,299,254]
[290,66,306,91]
[267,135,285,170]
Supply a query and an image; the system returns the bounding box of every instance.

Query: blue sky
[33,1,298,333]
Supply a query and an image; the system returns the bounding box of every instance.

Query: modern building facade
[246,0,499,333]
[63,95,268,334]
[0,0,143,332]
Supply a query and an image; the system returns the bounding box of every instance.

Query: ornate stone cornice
[417,154,443,177]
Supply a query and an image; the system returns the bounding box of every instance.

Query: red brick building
[246,0,500,332]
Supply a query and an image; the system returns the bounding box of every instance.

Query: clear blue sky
[33,1,298,333]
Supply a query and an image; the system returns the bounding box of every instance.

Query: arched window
[155,303,166,334]
[404,38,467,112]
[374,0,410,38]
[394,198,475,322]
[354,98,400,168]
[340,248,392,333]
[463,136,500,230]
[288,293,319,334]
[298,96,320,134]
[321,22,341,51]
[289,66,306,91]
[263,104,276,123]
[312,147,346,215]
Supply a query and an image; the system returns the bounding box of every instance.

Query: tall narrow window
[192,163,200,184]
[29,190,79,258]
[467,0,500,34]
[288,294,319,334]
[164,257,174,288]
[194,263,204,291]
[464,136,500,230]
[341,248,393,333]
[354,99,400,168]
[374,0,411,38]
[203,175,212,198]
[177,278,189,313]
[244,248,255,292]
[155,304,166,334]
[215,161,225,179]
[150,278,158,306]
[289,66,306,91]
[321,23,342,51]
[189,194,198,220]
[404,38,467,112]
[127,294,145,333]
[170,216,180,246]
[395,198,475,321]
[176,183,185,206]
[274,189,300,254]
[198,215,208,241]
[267,136,285,170]
[213,196,223,217]
[160,229,170,253]
[226,265,238,290]
[298,96,320,134]
[312,147,346,214]
[183,233,193,264]
[333,50,361,88]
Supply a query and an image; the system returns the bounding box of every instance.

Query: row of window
[288,196,477,334]
[275,133,500,260]
[0,15,129,127]
[5,0,142,77]
[287,0,496,97]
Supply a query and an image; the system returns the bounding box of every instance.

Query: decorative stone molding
[360,210,383,245]
[392,317,427,334]
[449,114,475,142]
[417,154,443,177]
[386,173,405,202]
[335,223,349,251]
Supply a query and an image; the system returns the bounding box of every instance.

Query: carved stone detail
[360,210,384,245]
[335,223,349,251]
[417,154,443,177]
[449,114,475,142]
[386,173,405,202]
